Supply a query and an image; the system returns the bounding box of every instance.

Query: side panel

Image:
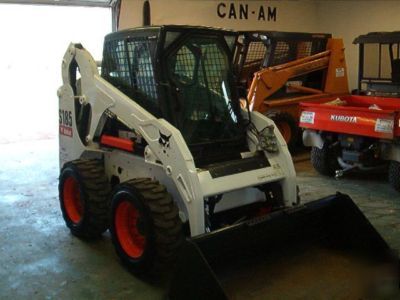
[299,95,400,139]
[323,38,349,94]
[58,84,87,168]
[243,110,297,205]
[103,151,190,220]
[300,106,395,139]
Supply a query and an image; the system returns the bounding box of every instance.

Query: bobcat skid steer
[58,26,397,299]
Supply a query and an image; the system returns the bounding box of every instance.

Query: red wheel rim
[115,200,146,259]
[255,205,272,217]
[277,121,292,144]
[63,176,83,223]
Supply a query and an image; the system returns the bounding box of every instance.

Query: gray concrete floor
[0,139,398,299]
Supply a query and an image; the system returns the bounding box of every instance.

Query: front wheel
[310,143,341,176]
[110,178,183,274]
[270,112,299,151]
[59,159,110,238]
[388,161,400,192]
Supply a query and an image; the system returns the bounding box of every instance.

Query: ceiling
[0,0,117,7]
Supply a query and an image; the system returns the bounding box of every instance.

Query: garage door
[0,2,113,143]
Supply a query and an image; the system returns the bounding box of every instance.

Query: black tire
[310,143,341,176]
[59,159,110,239]
[270,112,299,151]
[110,178,183,274]
[388,160,400,192]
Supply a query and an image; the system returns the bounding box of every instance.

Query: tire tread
[59,159,110,239]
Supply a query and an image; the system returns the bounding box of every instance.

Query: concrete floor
[0,139,399,299]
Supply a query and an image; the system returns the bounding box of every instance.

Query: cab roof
[354,31,400,44]
[105,25,236,41]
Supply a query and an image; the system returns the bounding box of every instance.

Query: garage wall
[119,0,400,90]
[119,0,319,32]
[315,0,400,89]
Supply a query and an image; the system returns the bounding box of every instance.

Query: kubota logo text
[330,115,357,123]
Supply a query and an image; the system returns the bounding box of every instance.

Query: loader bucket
[168,193,398,300]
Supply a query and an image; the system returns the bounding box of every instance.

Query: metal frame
[354,31,400,93]
[235,31,331,78]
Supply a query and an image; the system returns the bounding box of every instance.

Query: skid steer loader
[233,31,349,150]
[58,26,397,299]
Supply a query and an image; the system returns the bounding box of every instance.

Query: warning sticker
[60,125,73,137]
[375,118,394,133]
[335,67,345,78]
[300,111,315,124]
[286,80,302,93]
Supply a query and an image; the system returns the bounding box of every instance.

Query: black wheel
[110,178,183,274]
[388,160,400,192]
[270,112,299,151]
[59,159,111,238]
[310,143,341,176]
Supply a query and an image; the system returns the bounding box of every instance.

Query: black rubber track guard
[168,193,398,300]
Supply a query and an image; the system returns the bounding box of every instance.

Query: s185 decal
[59,109,73,137]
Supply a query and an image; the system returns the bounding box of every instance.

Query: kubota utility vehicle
[300,32,400,192]
[234,31,349,150]
[300,95,400,191]
[58,26,397,299]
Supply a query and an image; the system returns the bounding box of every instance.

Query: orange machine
[236,32,349,150]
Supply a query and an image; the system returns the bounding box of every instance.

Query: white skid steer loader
[58,26,397,299]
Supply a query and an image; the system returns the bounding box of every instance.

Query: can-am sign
[217,2,277,21]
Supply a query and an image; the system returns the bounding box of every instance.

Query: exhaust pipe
[143,0,151,26]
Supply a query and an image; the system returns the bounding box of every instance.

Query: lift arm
[247,39,349,113]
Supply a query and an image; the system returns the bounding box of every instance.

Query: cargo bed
[299,95,400,139]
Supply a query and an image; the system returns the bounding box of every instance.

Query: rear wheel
[388,161,400,192]
[311,143,341,176]
[270,112,298,151]
[110,178,183,274]
[59,159,110,238]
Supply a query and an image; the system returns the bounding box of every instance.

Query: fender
[303,129,324,149]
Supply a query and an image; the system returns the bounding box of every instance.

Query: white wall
[119,0,400,90]
[119,0,319,32]
[316,0,400,89]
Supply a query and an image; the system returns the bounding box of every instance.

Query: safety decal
[300,111,315,124]
[59,109,73,137]
[286,80,302,93]
[335,67,345,78]
[375,118,394,133]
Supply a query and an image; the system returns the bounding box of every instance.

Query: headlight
[259,125,278,153]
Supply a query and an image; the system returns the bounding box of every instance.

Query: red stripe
[100,135,134,152]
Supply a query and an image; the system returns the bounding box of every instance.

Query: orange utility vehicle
[235,31,349,149]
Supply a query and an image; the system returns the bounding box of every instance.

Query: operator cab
[354,31,400,96]
[101,26,248,166]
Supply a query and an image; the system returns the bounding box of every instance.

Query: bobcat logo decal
[158,131,171,148]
